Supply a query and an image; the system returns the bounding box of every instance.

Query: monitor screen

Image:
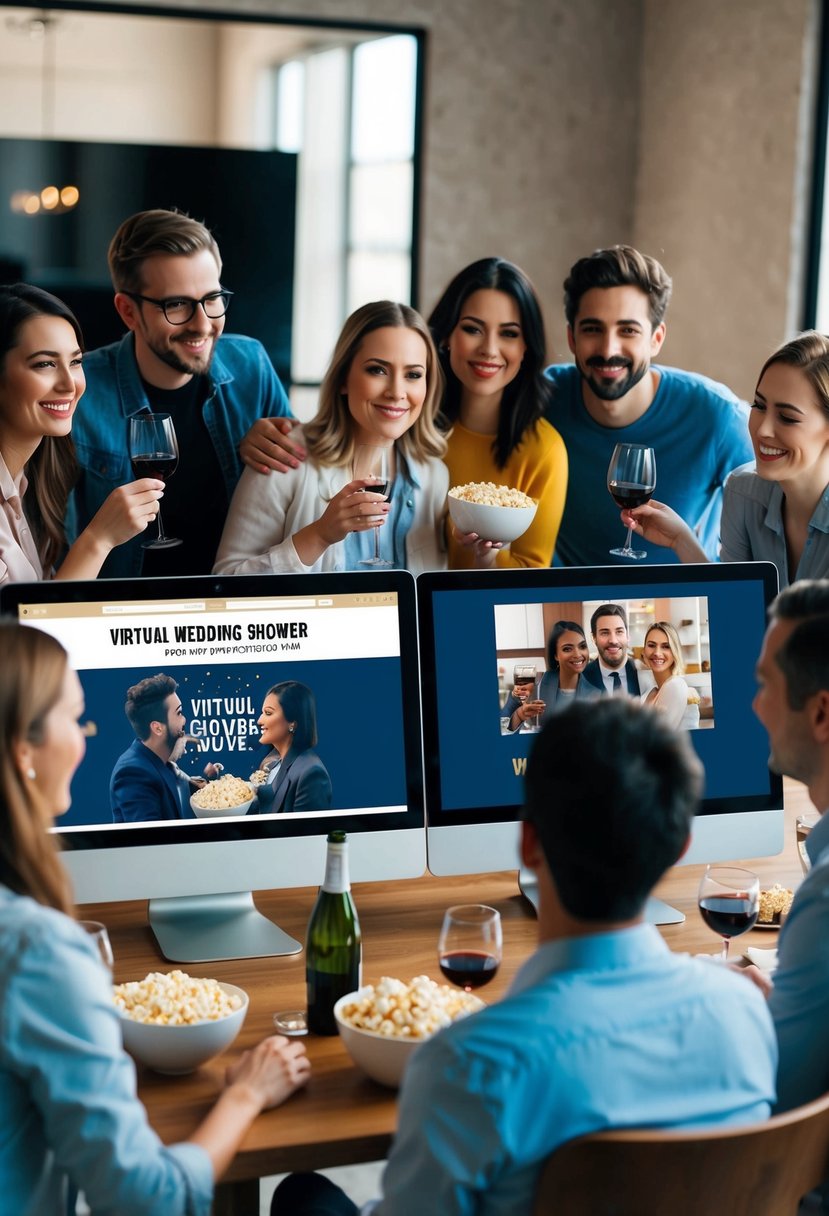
[1,571,424,961]
[417,563,784,915]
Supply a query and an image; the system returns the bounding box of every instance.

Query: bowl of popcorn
[447,482,537,545]
[113,969,249,1074]
[334,975,484,1088]
[190,773,255,819]
[757,884,795,929]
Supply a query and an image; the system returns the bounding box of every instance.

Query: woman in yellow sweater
[428,258,568,568]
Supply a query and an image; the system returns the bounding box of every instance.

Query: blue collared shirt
[0,887,213,1215]
[343,463,418,570]
[368,924,776,1216]
[769,809,829,1111]
[66,331,291,578]
[720,465,829,588]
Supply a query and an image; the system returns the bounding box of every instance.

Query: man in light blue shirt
[271,698,776,1216]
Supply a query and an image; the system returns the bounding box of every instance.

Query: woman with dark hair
[429,258,568,568]
[504,620,592,731]
[622,331,829,588]
[0,621,310,1214]
[254,681,333,814]
[0,283,163,584]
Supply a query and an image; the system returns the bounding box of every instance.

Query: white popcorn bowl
[117,981,249,1074]
[334,989,425,1088]
[447,493,537,545]
[190,793,255,819]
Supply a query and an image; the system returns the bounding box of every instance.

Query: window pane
[275,59,304,153]
[289,384,320,423]
[349,162,413,249]
[347,251,412,312]
[351,35,416,164]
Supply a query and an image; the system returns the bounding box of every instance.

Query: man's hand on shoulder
[240,417,306,475]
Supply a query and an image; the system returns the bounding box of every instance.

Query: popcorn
[449,482,535,509]
[338,975,483,1040]
[249,769,268,787]
[758,884,794,925]
[113,970,242,1025]
[191,773,253,810]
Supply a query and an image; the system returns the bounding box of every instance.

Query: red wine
[609,480,654,509]
[367,480,390,497]
[132,452,178,481]
[699,895,758,938]
[439,950,499,989]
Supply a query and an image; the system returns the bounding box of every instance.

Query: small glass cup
[78,920,114,973]
[797,814,819,874]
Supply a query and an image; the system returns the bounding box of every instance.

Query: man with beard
[582,603,641,695]
[66,210,302,577]
[545,245,752,567]
[110,672,209,823]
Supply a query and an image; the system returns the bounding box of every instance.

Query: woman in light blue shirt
[0,622,310,1216]
[619,331,829,588]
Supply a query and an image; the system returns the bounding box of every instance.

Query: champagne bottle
[306,829,362,1035]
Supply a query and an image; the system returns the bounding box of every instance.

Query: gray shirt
[720,464,829,589]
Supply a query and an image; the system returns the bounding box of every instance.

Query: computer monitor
[1,571,424,962]
[416,562,784,923]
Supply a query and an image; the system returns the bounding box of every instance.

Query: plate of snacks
[190,773,255,818]
[447,482,537,544]
[755,883,795,930]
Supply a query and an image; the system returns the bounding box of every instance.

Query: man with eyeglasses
[66,208,304,576]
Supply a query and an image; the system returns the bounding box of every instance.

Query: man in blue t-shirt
[545,245,752,567]
[66,209,304,577]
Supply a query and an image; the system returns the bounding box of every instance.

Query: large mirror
[0,3,422,416]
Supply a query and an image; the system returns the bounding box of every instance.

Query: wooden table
[82,779,811,1215]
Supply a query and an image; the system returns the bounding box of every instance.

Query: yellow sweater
[445,419,568,568]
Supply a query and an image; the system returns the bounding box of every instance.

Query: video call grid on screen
[416,563,782,825]
[1,572,424,848]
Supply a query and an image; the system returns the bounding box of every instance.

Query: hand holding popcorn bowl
[190,773,255,819]
[334,976,484,1088]
[448,481,537,545]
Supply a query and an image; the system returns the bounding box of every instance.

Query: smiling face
[114,249,225,388]
[258,692,294,754]
[343,325,429,447]
[0,314,84,461]
[554,629,589,686]
[446,288,527,410]
[567,285,665,419]
[593,613,629,670]
[643,628,676,679]
[750,361,829,490]
[27,665,87,818]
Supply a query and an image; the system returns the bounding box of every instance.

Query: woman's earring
[27,767,36,780]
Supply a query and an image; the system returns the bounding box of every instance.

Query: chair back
[533,1090,829,1216]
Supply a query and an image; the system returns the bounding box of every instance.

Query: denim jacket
[65,331,291,577]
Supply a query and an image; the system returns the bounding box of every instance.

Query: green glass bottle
[306,829,362,1035]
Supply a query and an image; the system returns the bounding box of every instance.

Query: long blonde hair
[643,621,685,677]
[303,301,446,468]
[0,621,74,914]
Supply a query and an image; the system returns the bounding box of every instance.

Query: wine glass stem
[156,502,168,543]
[720,937,730,963]
[374,521,380,560]
[622,523,634,553]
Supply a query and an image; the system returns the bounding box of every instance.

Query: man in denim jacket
[66,209,302,577]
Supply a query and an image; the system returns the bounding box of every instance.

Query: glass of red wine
[438,904,502,992]
[128,412,182,549]
[352,444,393,567]
[607,442,656,560]
[697,864,760,962]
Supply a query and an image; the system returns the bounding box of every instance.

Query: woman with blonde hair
[215,299,458,574]
[0,621,309,1214]
[639,621,691,731]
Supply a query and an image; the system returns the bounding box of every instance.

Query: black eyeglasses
[124,290,233,325]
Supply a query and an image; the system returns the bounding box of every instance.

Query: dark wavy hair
[428,258,553,469]
[267,681,319,753]
[0,284,84,572]
[546,620,586,671]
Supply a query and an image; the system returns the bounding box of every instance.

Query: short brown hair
[108,209,222,293]
[125,673,178,741]
[564,245,673,330]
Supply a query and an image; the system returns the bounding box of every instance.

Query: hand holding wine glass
[607,443,656,559]
[352,444,393,567]
[438,904,502,992]
[128,413,182,549]
[697,865,759,962]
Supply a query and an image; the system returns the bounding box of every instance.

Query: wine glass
[607,443,656,559]
[128,412,182,549]
[352,444,393,567]
[78,920,114,973]
[513,663,538,730]
[697,865,759,962]
[438,904,502,992]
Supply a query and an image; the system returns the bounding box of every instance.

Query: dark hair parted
[267,681,318,753]
[428,258,553,469]
[771,580,829,711]
[125,673,178,741]
[108,209,222,294]
[523,698,701,921]
[590,602,628,637]
[546,620,586,671]
[0,621,74,914]
[0,283,84,572]
[563,245,673,330]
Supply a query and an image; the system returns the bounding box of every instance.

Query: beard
[579,355,649,402]
[143,327,216,377]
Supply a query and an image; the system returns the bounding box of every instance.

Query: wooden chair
[533,1090,829,1216]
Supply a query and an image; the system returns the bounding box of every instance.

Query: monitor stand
[518,870,685,926]
[148,891,302,963]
